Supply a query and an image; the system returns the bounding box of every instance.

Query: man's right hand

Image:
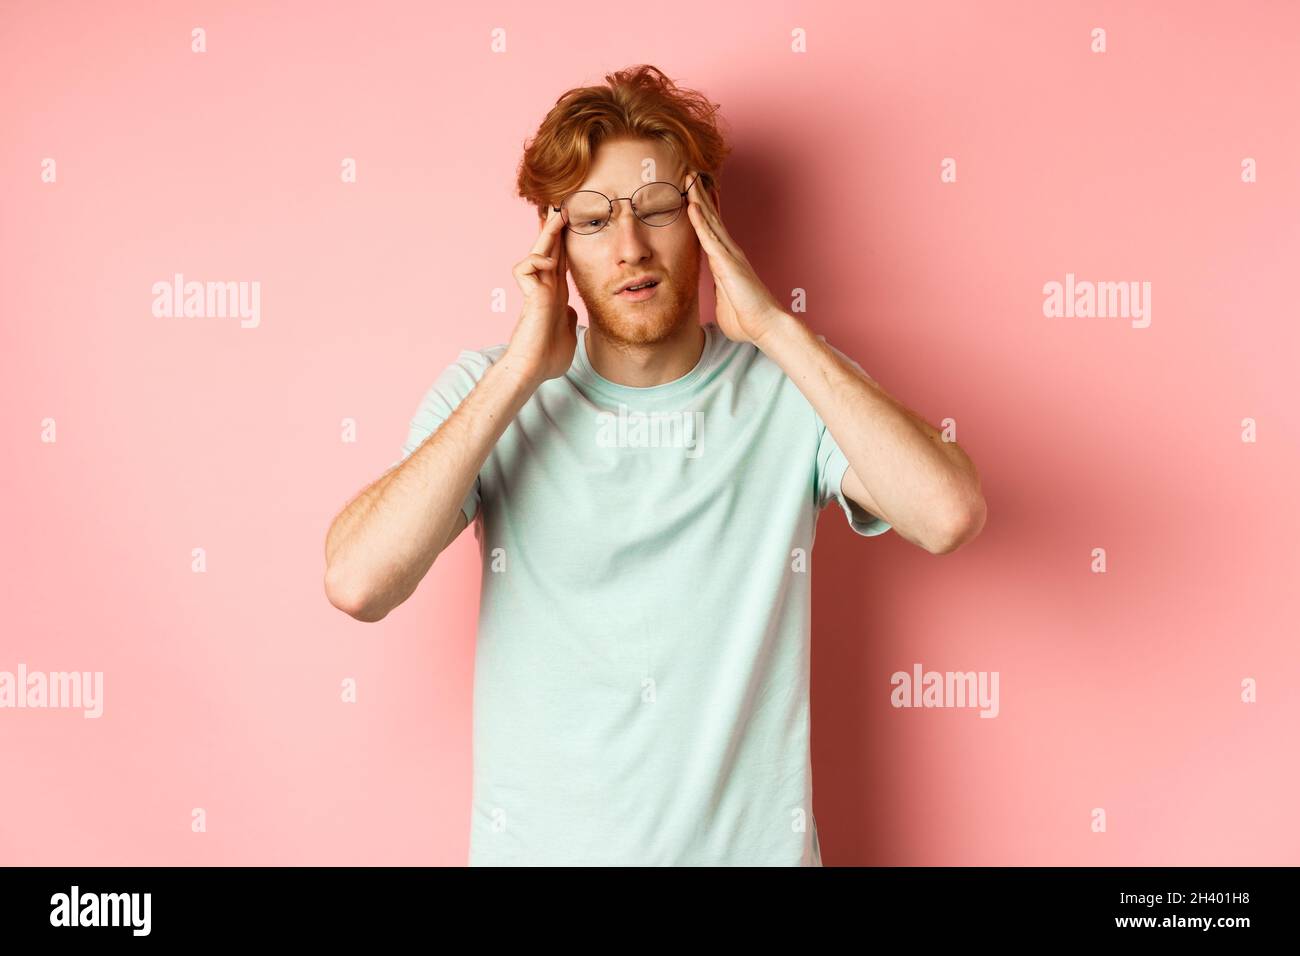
[505,206,579,384]
[326,209,580,623]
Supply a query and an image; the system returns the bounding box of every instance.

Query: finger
[686,175,724,243]
[716,271,733,306]
[687,171,740,257]
[684,172,719,242]
[514,252,557,295]
[530,205,567,258]
[555,231,570,307]
[688,198,729,264]
[688,170,714,208]
[687,170,719,216]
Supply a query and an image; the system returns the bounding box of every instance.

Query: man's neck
[585,318,706,388]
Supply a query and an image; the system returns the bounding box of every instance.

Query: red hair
[516,64,732,220]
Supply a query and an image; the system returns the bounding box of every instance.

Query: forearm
[756,313,982,549]
[324,354,539,621]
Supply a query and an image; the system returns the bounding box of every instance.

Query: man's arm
[324,205,576,623]
[678,169,984,553]
[755,313,986,555]
[323,355,539,622]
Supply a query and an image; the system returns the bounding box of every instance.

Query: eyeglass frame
[552,173,705,235]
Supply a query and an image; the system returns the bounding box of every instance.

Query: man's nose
[608,200,652,245]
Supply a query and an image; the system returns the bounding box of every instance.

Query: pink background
[2,0,1297,865]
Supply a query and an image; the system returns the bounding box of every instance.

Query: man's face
[558,137,703,347]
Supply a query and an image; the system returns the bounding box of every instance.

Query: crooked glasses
[554,174,703,235]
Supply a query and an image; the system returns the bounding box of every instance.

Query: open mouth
[616,280,660,299]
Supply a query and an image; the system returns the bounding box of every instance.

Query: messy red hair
[516,64,732,220]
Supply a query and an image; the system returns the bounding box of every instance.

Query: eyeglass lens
[562,181,685,234]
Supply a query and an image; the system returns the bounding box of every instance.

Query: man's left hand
[685,170,789,347]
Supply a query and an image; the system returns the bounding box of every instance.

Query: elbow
[925,492,987,555]
[324,563,389,623]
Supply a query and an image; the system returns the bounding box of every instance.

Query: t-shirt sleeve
[389,348,494,526]
[811,336,892,537]
[815,424,891,536]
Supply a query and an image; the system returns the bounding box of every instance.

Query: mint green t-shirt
[397,321,891,866]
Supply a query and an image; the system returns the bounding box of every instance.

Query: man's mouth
[616,280,660,301]
[614,274,662,294]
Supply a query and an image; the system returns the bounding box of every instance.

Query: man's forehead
[583,158,686,193]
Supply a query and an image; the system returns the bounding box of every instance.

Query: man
[324,65,985,865]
